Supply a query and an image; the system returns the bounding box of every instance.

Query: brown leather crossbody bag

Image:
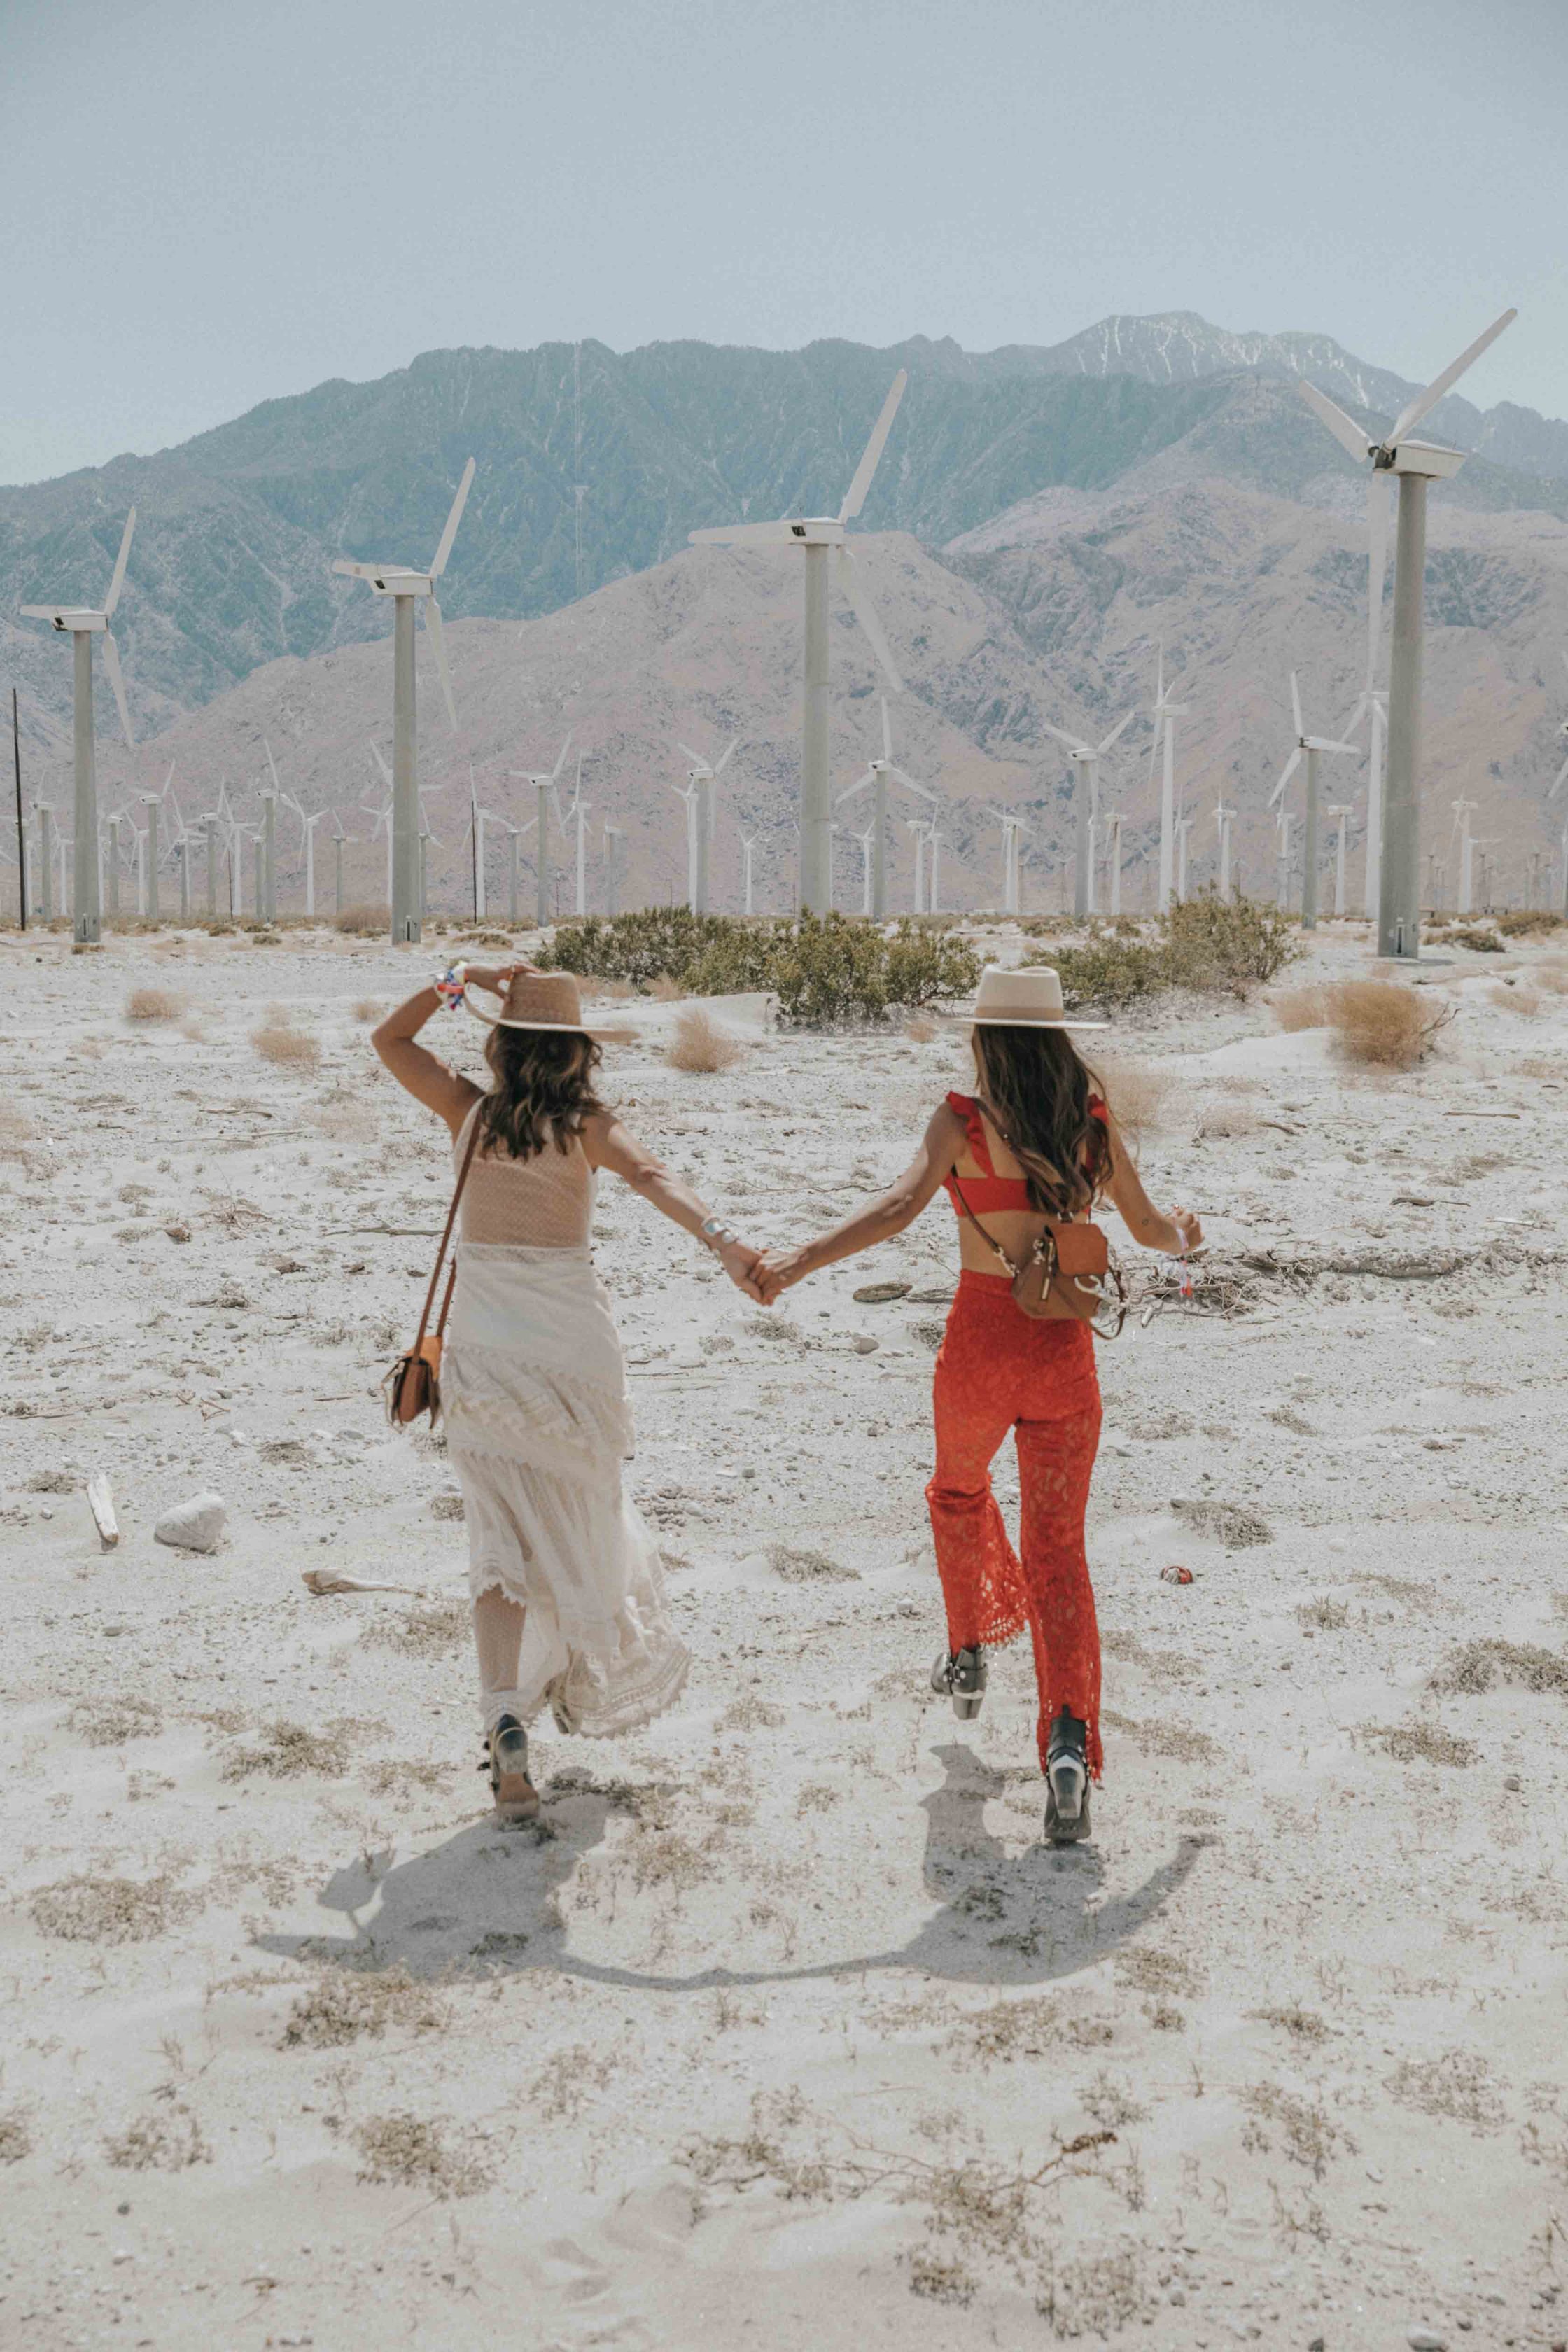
[384,1115,482,1427]
[950,1100,1126,1338]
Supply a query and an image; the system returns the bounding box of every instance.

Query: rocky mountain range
[5,313,1567,751]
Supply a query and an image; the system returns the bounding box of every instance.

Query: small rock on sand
[153,1493,229,1553]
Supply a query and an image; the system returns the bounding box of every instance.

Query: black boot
[478,1712,540,1822]
[1044,1709,1091,1843]
[930,1645,987,1721]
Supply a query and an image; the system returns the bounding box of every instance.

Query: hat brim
[943,1009,1110,1030]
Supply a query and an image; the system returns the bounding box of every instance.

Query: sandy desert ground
[1,912,1566,2352]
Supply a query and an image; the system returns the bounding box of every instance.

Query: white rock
[154,1493,229,1553]
[1406,2330,1446,2351]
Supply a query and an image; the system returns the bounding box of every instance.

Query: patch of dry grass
[281,1965,449,2047]
[252,1018,321,1070]
[1240,2082,1350,2176]
[1172,1497,1272,1547]
[66,1694,163,1746]
[32,1872,196,1944]
[1432,1640,1568,1697]
[1297,1596,1350,1632]
[352,997,381,1021]
[1096,1060,1172,1142]
[221,1718,351,1780]
[1387,2050,1506,2129]
[363,1597,468,1657]
[1115,1945,1198,1998]
[335,904,389,936]
[1254,2003,1329,2043]
[904,1012,939,1043]
[354,2112,485,2196]
[104,2104,210,2171]
[1532,959,1568,997]
[649,973,685,1002]
[1270,985,1326,1032]
[1364,1719,1469,1766]
[666,1005,742,1073]
[125,986,183,1022]
[0,2107,32,2164]
[767,1542,857,1583]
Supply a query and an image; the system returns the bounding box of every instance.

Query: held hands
[715,1236,769,1304]
[751,1247,808,1308]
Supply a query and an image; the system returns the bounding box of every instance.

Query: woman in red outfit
[755,966,1200,1844]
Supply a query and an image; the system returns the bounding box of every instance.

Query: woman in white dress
[372,961,762,1819]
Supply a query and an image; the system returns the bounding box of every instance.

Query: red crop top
[942,1091,1107,1215]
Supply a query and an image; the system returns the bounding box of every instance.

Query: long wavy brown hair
[969,1023,1112,1219]
[478,1025,605,1161]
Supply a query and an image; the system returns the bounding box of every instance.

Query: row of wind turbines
[20,301,1563,948]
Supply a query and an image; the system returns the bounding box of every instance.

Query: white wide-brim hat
[959,963,1108,1030]
[464,969,621,1039]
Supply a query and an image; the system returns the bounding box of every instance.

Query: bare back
[455,1097,596,1249]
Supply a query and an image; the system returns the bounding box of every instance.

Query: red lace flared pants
[925,1271,1104,1779]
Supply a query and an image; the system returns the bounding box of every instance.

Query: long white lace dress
[440,1096,690,1737]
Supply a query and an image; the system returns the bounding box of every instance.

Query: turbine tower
[1105,809,1126,915]
[510,734,573,928]
[1296,307,1516,958]
[688,373,907,914]
[674,736,737,915]
[19,507,136,944]
[1326,803,1354,916]
[331,458,475,942]
[1147,650,1189,914]
[987,808,1028,916]
[834,699,935,920]
[1041,707,1137,917]
[1268,672,1360,929]
[1450,797,1480,914]
[1213,799,1236,898]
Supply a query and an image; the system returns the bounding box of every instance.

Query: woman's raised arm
[755,1102,965,1301]
[369,964,516,1137]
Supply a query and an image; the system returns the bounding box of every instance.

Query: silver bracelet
[699,1216,739,1251]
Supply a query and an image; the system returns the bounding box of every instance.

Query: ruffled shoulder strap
[944,1091,996,1175]
[1087,1093,1109,1126]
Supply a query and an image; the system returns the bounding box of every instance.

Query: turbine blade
[552,732,573,783]
[334,560,384,580]
[1290,671,1303,740]
[369,740,393,788]
[891,767,937,805]
[715,737,737,776]
[1388,308,1518,445]
[839,370,908,524]
[1550,753,1568,802]
[676,741,704,766]
[264,737,283,798]
[1368,475,1391,690]
[424,598,458,729]
[834,545,902,692]
[1040,720,1086,752]
[430,457,476,578]
[688,521,800,547]
[1096,707,1136,756]
[1298,379,1376,462]
[102,629,135,748]
[105,507,136,616]
[1268,746,1302,810]
[881,696,892,763]
[835,771,876,806]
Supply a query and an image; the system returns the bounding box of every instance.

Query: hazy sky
[4,0,1563,486]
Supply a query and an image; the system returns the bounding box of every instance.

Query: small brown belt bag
[951,1179,1127,1338]
[384,1117,482,1428]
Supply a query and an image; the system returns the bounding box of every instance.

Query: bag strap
[414,1105,483,1348]
[948,1174,1024,1279]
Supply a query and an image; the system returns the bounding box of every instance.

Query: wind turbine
[688,372,908,913]
[331,458,475,941]
[987,808,1028,916]
[1213,799,1236,898]
[509,734,573,927]
[1104,808,1127,915]
[1326,804,1354,916]
[925,816,946,916]
[285,793,336,919]
[673,736,737,916]
[557,756,593,918]
[1275,809,1296,911]
[903,815,930,914]
[603,820,624,917]
[1296,307,1517,959]
[1173,810,1194,904]
[1146,650,1189,914]
[1268,672,1361,929]
[1548,650,1568,802]
[738,829,760,916]
[834,697,935,920]
[19,507,136,944]
[1450,797,1480,914]
[1041,707,1137,917]
[360,792,395,909]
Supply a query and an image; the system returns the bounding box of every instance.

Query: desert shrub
[1094,1060,1172,1142]
[1494,911,1563,937]
[335,904,390,935]
[667,1007,743,1073]
[352,997,380,1021]
[1488,982,1541,1015]
[1430,923,1502,952]
[1270,985,1327,1031]
[125,986,183,1022]
[1533,960,1568,997]
[1053,935,1167,1011]
[1322,980,1454,1068]
[252,1021,322,1070]
[1161,888,1296,991]
[541,909,978,1026]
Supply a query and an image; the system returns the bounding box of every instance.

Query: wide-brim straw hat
[954,963,1108,1030]
[465,969,620,1039]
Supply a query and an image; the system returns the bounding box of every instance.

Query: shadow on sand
[256,1741,1207,1991]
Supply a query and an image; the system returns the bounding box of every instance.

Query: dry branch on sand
[666,1006,743,1073]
